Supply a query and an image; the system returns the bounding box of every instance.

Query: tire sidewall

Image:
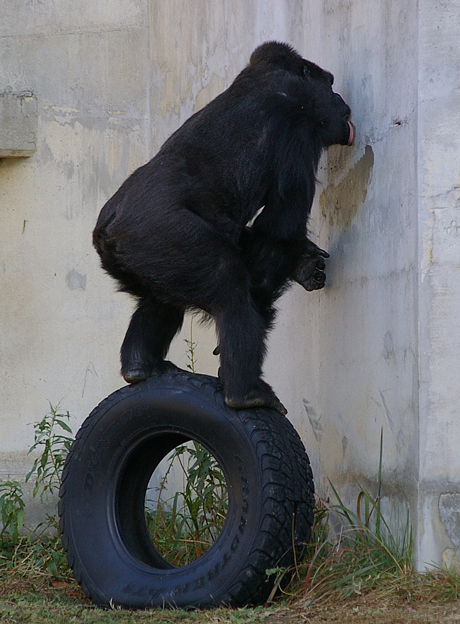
[64,377,265,608]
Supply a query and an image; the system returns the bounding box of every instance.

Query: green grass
[0,571,278,624]
[1,494,460,624]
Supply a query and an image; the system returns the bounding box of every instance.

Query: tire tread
[59,370,314,608]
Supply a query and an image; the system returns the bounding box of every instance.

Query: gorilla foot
[225,381,287,415]
[122,360,180,384]
[123,368,150,384]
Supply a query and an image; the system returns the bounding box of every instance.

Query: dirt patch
[0,574,89,603]
[268,596,460,623]
[2,575,460,623]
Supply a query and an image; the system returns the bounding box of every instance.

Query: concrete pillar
[417,0,460,570]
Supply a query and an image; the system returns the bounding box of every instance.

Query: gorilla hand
[293,243,330,291]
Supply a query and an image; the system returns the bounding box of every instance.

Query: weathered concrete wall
[0,0,458,568]
[0,91,37,157]
[0,0,151,522]
[417,0,460,570]
[250,1,421,565]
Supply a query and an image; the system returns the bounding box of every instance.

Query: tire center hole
[144,441,229,567]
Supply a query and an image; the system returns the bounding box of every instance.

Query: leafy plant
[145,323,228,566]
[0,480,25,544]
[0,404,74,578]
[145,441,228,566]
[26,403,73,504]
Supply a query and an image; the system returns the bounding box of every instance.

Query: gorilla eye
[303,65,311,79]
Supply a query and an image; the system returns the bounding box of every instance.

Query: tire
[59,370,314,609]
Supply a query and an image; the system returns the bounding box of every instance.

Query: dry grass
[1,512,460,624]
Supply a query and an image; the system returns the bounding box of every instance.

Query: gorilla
[93,41,355,415]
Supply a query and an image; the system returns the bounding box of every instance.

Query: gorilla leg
[212,230,301,358]
[121,298,184,383]
[216,303,286,414]
[205,258,286,415]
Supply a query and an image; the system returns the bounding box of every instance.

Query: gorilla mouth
[347,121,355,146]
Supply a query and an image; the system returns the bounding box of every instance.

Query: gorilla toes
[225,380,287,415]
[122,360,180,384]
[123,368,150,384]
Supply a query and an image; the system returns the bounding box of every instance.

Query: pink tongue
[347,121,355,146]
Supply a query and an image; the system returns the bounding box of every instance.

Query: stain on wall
[66,269,87,291]
[439,492,460,548]
[320,144,374,230]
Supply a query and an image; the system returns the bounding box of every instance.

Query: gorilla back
[93,41,354,415]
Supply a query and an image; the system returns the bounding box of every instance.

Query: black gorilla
[93,41,354,415]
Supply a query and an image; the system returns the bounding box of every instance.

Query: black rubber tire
[59,370,314,609]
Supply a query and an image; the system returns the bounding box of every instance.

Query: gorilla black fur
[93,41,354,414]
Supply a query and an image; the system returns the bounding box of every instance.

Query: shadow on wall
[320,144,374,231]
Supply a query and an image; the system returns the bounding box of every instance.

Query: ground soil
[268,597,460,623]
[2,576,460,623]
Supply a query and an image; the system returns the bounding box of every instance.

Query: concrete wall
[264,6,413,567]
[0,0,152,521]
[0,0,458,569]
[417,0,460,571]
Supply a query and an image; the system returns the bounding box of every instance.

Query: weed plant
[26,403,73,504]
[0,404,74,579]
[145,442,228,566]
[273,431,460,607]
[145,318,229,566]
[0,480,25,544]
